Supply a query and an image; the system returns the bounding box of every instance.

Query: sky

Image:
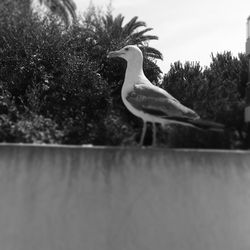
[74,0,250,73]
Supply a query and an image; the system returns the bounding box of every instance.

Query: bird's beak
[107,49,124,58]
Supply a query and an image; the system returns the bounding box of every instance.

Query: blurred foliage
[38,0,77,27]
[0,1,163,146]
[0,0,77,27]
[161,53,248,148]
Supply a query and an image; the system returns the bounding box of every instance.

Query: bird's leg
[152,122,157,147]
[139,121,147,146]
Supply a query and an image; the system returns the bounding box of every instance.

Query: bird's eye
[125,48,129,51]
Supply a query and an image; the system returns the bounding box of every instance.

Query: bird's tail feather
[187,119,225,131]
[163,116,225,132]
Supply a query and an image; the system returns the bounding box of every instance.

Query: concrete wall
[0,144,250,250]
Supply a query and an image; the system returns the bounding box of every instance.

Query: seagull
[107,45,224,146]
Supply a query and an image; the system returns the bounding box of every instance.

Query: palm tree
[37,0,77,27]
[85,11,162,82]
[83,9,163,82]
[88,12,162,60]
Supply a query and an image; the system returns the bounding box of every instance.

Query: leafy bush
[161,53,248,148]
[0,3,111,144]
[0,113,63,143]
[0,2,163,145]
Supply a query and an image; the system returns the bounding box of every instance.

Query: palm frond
[127,27,153,37]
[131,35,159,43]
[61,0,77,20]
[140,46,163,60]
[38,0,77,26]
[113,14,124,29]
[122,16,146,36]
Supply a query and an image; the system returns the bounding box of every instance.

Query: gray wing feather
[126,84,199,120]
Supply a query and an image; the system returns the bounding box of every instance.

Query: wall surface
[0,144,250,250]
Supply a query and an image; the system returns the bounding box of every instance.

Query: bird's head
[107,45,143,62]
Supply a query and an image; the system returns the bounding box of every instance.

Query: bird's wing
[126,83,199,120]
[135,81,180,103]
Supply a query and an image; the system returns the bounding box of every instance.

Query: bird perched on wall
[107,45,224,146]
